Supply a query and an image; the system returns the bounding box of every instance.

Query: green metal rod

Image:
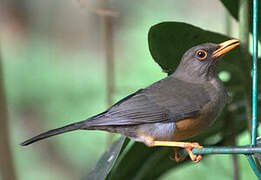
[251,0,258,147]
[246,156,261,179]
[178,146,261,155]
[247,0,261,178]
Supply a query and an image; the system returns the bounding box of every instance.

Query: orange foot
[153,141,203,163]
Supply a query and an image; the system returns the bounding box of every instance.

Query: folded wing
[87,77,210,126]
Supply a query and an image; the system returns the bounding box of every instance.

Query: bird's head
[174,39,240,82]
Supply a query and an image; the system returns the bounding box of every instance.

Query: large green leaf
[148,22,245,75]
[85,136,129,180]
[89,22,260,179]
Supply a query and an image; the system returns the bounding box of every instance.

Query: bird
[21,39,240,162]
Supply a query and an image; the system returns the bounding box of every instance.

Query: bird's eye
[196,50,208,60]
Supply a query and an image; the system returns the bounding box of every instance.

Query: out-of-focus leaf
[85,136,129,180]
[220,0,261,42]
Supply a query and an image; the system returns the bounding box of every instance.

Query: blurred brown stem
[0,47,17,179]
[225,8,240,180]
[231,155,240,180]
[99,0,116,147]
[223,108,240,180]
[77,0,119,17]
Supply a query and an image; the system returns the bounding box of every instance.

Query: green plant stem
[225,9,232,36]
[225,10,240,180]
[0,46,17,180]
[239,0,251,129]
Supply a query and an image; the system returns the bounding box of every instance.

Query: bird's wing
[87,76,210,126]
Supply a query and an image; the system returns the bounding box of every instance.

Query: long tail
[20,121,87,146]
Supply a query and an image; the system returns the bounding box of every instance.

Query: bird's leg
[152,141,203,163]
[169,148,187,162]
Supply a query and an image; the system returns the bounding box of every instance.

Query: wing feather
[87,76,210,126]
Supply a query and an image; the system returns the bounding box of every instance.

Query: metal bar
[246,156,261,178]
[247,0,261,178]
[178,146,261,155]
[251,0,258,147]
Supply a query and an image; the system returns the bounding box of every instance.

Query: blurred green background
[0,0,260,179]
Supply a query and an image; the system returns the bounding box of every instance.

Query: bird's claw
[169,143,203,163]
[184,142,203,163]
[152,140,203,162]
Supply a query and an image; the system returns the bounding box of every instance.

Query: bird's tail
[20,121,87,146]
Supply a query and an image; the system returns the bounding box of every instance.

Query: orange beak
[212,39,240,58]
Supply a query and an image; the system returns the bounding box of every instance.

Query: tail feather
[20,121,86,146]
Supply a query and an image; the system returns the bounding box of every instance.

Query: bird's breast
[172,115,208,140]
[172,79,227,141]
